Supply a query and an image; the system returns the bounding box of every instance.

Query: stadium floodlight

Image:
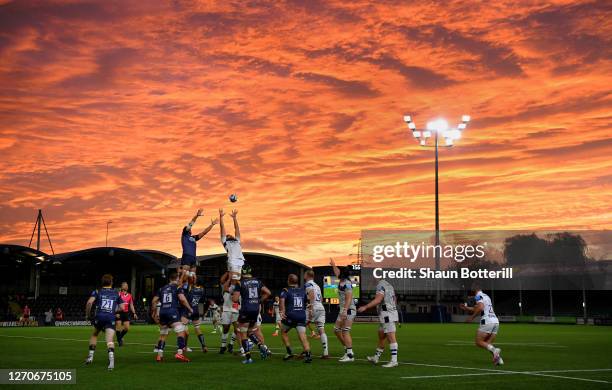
[403,114,471,309]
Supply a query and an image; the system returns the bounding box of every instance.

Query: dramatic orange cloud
[0,0,610,266]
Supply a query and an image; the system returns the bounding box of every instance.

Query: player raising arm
[460,284,504,366]
[219,208,245,282]
[358,279,399,368]
[330,257,356,362]
[84,274,123,370]
[180,209,218,285]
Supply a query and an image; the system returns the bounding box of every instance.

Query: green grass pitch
[1,323,611,389]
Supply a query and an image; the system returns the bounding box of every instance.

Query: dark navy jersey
[188,286,205,309]
[181,227,200,257]
[239,278,264,313]
[157,283,185,314]
[280,286,306,319]
[91,287,120,320]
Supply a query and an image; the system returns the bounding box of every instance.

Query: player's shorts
[307,307,326,325]
[181,254,197,266]
[282,314,306,329]
[221,310,239,325]
[118,311,131,322]
[336,308,356,323]
[478,322,499,335]
[159,311,180,326]
[255,313,262,327]
[378,311,398,333]
[228,261,242,277]
[93,317,116,331]
[181,309,199,322]
[238,311,258,326]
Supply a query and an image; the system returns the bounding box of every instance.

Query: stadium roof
[54,247,170,270]
[0,244,48,262]
[197,251,310,269]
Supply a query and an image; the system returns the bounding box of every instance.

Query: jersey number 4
[163,293,173,304]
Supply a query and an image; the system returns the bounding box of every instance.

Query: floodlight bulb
[403,115,412,123]
[462,115,471,122]
[427,119,448,132]
[423,131,432,138]
[413,131,421,138]
[458,123,466,130]
[445,138,453,146]
[450,129,461,139]
[408,122,416,130]
[420,139,426,146]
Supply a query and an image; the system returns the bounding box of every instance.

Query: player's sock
[320,333,328,355]
[88,344,95,359]
[197,334,205,347]
[158,341,165,357]
[375,347,384,358]
[486,344,495,354]
[177,336,186,355]
[389,343,398,363]
[346,347,354,358]
[241,339,251,359]
[221,332,228,347]
[286,346,292,355]
[230,333,236,346]
[249,333,261,346]
[184,333,189,347]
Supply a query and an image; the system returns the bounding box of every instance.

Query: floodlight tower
[403,115,470,309]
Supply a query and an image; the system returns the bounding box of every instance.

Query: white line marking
[444,343,567,348]
[2,333,610,384]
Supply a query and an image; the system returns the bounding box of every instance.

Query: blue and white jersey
[91,287,120,321]
[304,280,324,311]
[280,287,306,321]
[474,291,498,324]
[157,283,185,315]
[239,278,264,313]
[188,286,205,311]
[338,279,356,312]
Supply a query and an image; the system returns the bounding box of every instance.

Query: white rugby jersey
[338,279,356,312]
[304,280,325,311]
[375,280,397,315]
[273,301,280,315]
[474,291,499,324]
[221,237,245,266]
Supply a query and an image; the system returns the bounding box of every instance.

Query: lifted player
[219,272,242,354]
[180,209,217,284]
[151,272,193,362]
[280,274,312,363]
[233,265,272,364]
[358,279,399,368]
[330,258,356,362]
[460,284,504,366]
[116,281,137,347]
[181,277,207,353]
[219,208,245,281]
[304,270,329,358]
[84,274,122,370]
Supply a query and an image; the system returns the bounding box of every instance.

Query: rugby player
[232,265,272,364]
[151,272,193,362]
[330,258,356,362]
[304,270,329,358]
[272,296,281,336]
[181,277,207,353]
[180,209,218,285]
[219,208,245,281]
[219,272,242,355]
[280,274,312,363]
[116,281,137,347]
[208,299,222,333]
[358,279,399,368]
[460,284,504,365]
[84,274,122,370]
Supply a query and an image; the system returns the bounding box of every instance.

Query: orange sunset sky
[0,0,610,266]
